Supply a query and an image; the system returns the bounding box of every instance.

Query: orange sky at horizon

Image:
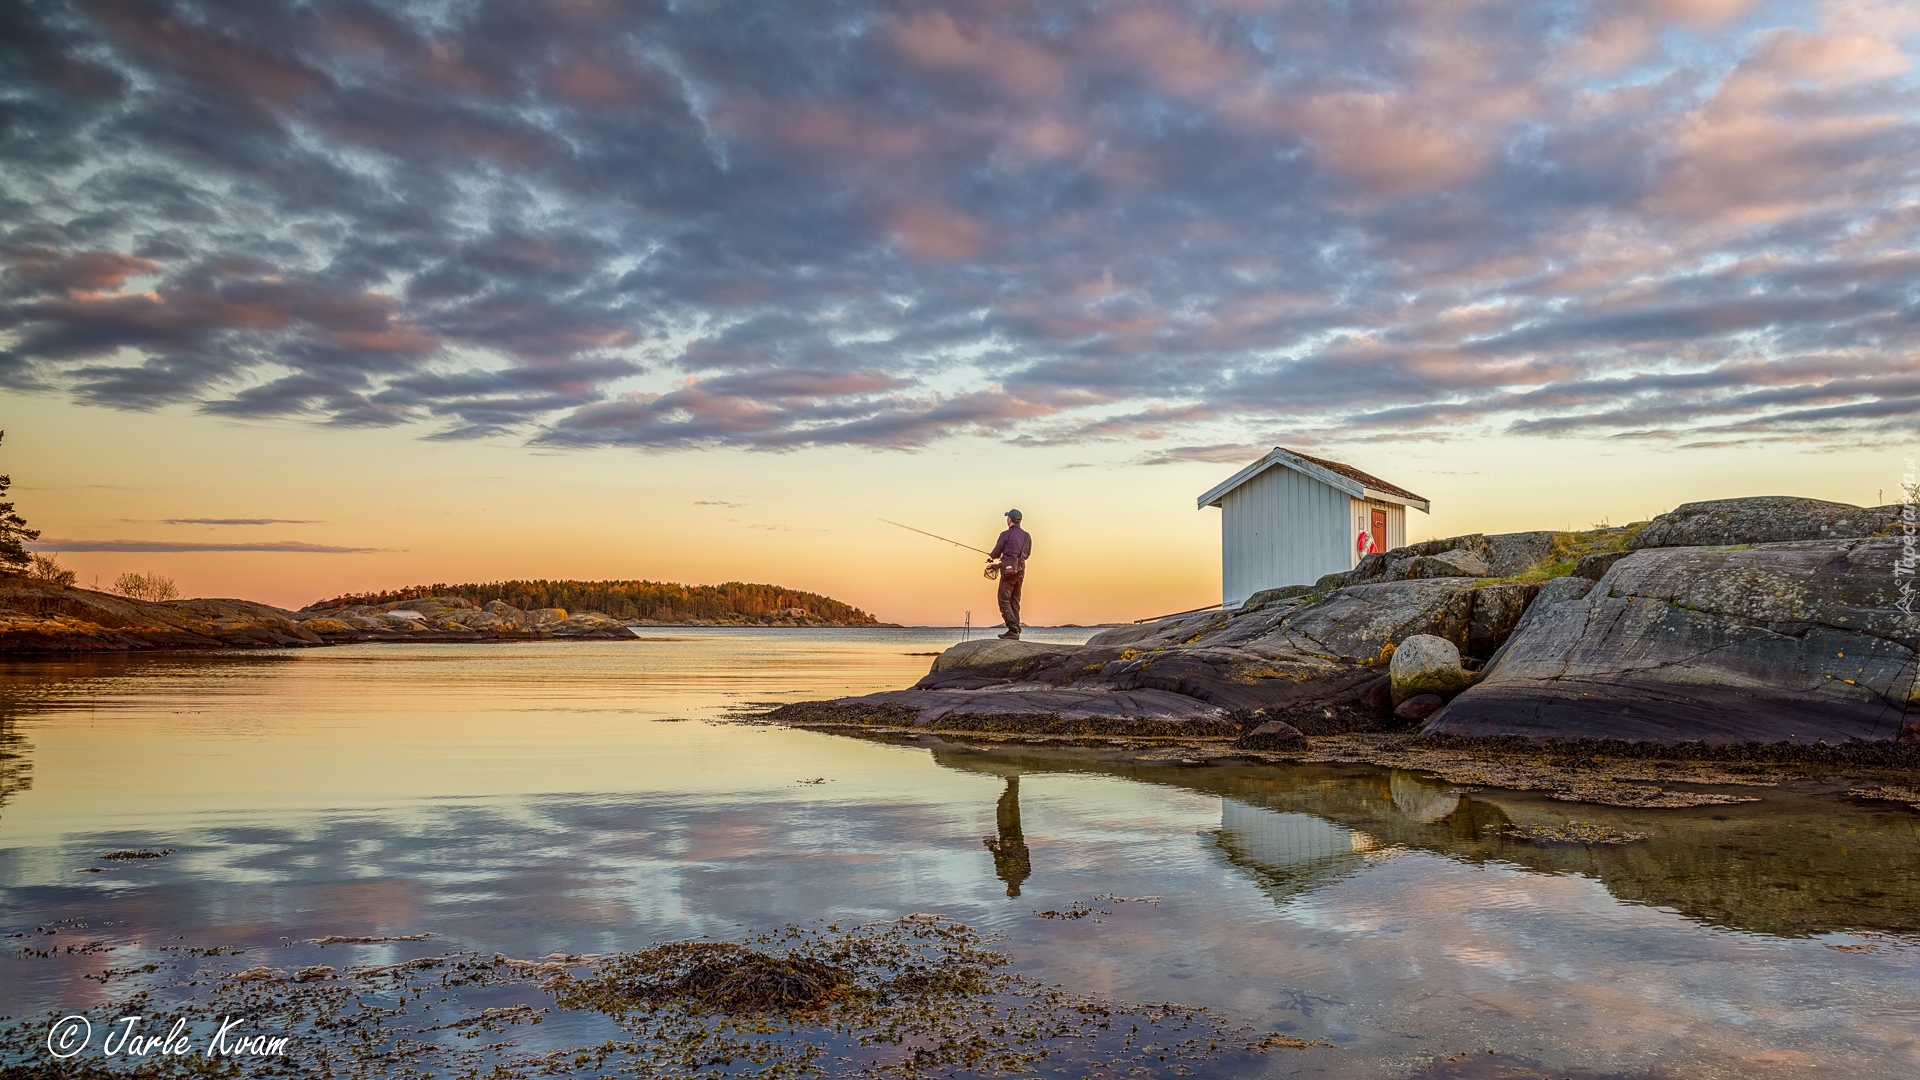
[11,396,1909,625]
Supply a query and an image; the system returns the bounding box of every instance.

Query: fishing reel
[982,563,1001,580]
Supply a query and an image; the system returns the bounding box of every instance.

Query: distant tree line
[311,579,881,625]
[0,430,38,574]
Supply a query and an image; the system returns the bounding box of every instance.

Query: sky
[3,0,1918,624]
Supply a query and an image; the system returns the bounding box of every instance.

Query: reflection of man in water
[982,775,1031,896]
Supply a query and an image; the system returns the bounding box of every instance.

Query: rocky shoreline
[767,496,1919,776]
[0,582,647,652]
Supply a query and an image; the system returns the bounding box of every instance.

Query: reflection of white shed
[1197,447,1430,607]
[1215,800,1379,901]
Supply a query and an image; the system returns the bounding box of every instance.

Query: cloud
[887,202,992,262]
[28,538,387,553]
[1,0,1916,453]
[1135,443,1276,466]
[162,518,322,525]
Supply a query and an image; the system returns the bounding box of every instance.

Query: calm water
[2,630,1917,1078]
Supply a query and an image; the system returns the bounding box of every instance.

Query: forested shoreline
[309,579,883,626]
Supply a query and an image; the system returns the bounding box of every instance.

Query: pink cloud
[887,201,991,262]
[1296,93,1490,198]
[891,11,1065,101]
[6,247,157,294]
[1094,6,1245,98]
[546,59,656,108]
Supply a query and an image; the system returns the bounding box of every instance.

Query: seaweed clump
[623,941,854,1014]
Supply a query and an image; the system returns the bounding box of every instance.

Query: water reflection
[4,643,1918,1078]
[1215,801,1378,903]
[982,775,1032,896]
[925,742,1920,938]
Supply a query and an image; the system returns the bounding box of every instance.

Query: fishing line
[878,518,1004,578]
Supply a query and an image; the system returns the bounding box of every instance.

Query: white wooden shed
[1197,447,1430,607]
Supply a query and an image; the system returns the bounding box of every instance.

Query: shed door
[1370,508,1387,554]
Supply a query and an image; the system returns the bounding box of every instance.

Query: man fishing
[987,509,1031,640]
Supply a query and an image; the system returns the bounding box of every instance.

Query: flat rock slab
[837,686,1225,725]
[1628,496,1906,549]
[1427,539,1918,743]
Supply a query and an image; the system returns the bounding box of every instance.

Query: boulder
[1426,538,1917,744]
[1234,719,1309,751]
[1393,693,1446,721]
[1628,496,1904,550]
[527,607,568,625]
[1389,634,1475,705]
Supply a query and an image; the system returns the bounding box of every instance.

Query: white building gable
[1198,448,1429,607]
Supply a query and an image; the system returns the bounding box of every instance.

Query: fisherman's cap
[1005,508,1023,520]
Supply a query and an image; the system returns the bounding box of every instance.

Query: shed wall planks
[1219,466,1354,606]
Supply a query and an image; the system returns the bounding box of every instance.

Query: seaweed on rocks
[764,700,922,729]
[1223,700,1412,737]
[0,917,1332,1080]
[1404,733,1920,770]
[1501,821,1648,845]
[555,915,1342,1076]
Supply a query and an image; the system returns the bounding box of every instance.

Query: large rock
[1426,539,1918,743]
[1466,582,1541,659]
[835,575,1500,728]
[552,612,635,637]
[1574,550,1629,580]
[1319,534,1493,590]
[1484,531,1560,576]
[1628,497,1904,549]
[1389,634,1474,705]
[1406,549,1490,579]
[1260,579,1476,659]
[484,599,527,622]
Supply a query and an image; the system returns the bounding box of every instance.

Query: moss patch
[1475,522,1650,585]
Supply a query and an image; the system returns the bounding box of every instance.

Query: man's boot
[998,626,1020,640]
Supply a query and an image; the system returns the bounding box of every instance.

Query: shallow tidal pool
[1,630,1916,1078]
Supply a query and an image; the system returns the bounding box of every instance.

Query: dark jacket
[989,525,1031,575]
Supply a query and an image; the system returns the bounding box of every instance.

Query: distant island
[0,575,890,652]
[310,579,885,628]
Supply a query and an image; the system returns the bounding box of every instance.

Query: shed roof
[1197,447,1430,513]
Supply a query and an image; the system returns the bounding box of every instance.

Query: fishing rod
[878,518,992,555]
[879,518,1005,578]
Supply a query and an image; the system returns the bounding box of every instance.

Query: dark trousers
[997,570,1024,630]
